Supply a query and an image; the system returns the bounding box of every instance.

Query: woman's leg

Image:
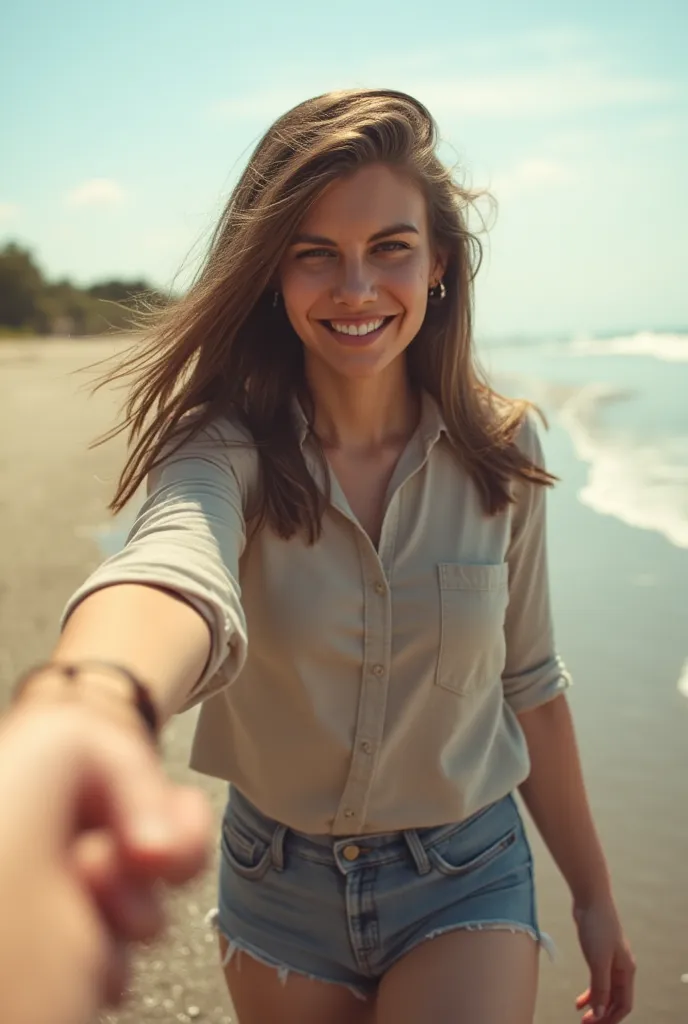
[375,929,539,1024]
[219,935,375,1024]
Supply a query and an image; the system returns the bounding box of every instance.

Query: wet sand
[0,338,686,1022]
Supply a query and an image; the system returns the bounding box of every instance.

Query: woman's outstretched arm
[35,424,252,727]
[52,582,212,725]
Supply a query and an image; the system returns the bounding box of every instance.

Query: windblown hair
[96,88,555,542]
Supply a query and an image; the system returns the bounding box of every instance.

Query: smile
[320,315,396,344]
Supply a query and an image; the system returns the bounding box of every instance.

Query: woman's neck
[305,359,419,453]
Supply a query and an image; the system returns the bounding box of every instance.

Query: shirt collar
[418,390,448,451]
[291,397,311,448]
[291,390,448,451]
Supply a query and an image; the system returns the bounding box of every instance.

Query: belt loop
[271,824,288,871]
[403,829,432,875]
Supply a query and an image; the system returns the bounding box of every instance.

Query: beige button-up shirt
[62,394,571,835]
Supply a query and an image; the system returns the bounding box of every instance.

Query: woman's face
[279,163,445,380]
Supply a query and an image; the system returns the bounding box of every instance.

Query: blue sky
[2,0,686,336]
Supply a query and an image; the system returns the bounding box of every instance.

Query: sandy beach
[1,338,686,1023]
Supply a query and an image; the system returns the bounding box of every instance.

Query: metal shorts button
[342,844,361,861]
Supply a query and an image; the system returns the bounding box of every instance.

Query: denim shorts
[213,786,552,1001]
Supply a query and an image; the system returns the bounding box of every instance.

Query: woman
[23,89,634,1023]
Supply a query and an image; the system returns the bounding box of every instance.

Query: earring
[272,291,280,308]
[429,280,447,301]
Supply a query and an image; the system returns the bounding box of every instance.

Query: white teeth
[330,318,385,336]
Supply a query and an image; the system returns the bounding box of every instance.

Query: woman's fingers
[119,784,213,884]
[576,988,591,1010]
[101,936,131,1008]
[575,950,635,1022]
[35,705,215,883]
[73,831,167,943]
[76,734,213,882]
[587,957,612,1021]
[605,954,636,1023]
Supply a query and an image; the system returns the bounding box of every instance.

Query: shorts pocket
[221,816,273,881]
[436,562,509,695]
[428,824,518,877]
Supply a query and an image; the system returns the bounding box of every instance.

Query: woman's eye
[373,241,410,253]
[296,248,334,259]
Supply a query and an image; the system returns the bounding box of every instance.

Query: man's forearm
[518,695,612,907]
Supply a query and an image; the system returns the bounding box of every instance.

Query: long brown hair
[95,88,554,542]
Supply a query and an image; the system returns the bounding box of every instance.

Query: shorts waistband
[224,786,516,876]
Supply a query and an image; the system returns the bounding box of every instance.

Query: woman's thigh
[375,929,539,1024]
[219,935,375,1024]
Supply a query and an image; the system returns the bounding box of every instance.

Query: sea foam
[558,383,688,550]
[570,331,688,363]
[678,659,688,700]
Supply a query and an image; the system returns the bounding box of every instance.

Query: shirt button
[372,664,385,678]
[374,581,386,595]
[342,844,361,861]
[344,809,354,818]
[361,740,372,753]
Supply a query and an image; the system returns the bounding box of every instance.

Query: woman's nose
[331,258,377,306]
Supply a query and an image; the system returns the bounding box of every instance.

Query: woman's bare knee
[218,934,374,1024]
[376,928,539,1024]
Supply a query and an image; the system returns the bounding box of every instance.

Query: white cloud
[398,64,673,119]
[64,179,127,208]
[492,157,577,197]
[426,25,595,66]
[0,202,20,223]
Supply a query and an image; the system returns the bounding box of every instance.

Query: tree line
[0,242,168,337]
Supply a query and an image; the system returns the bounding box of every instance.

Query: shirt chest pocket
[436,563,509,696]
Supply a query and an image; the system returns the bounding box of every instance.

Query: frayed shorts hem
[406,919,557,963]
[215,924,371,1001]
[208,910,555,1001]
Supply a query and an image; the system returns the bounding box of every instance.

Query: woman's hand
[0,700,212,1024]
[574,897,636,1023]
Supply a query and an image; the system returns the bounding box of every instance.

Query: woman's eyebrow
[291,223,420,246]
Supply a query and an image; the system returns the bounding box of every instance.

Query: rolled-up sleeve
[501,416,572,714]
[60,426,249,711]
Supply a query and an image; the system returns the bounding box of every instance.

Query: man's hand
[0,701,213,1024]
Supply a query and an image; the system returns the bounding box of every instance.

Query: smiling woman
[46,88,634,1024]
[280,166,444,383]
